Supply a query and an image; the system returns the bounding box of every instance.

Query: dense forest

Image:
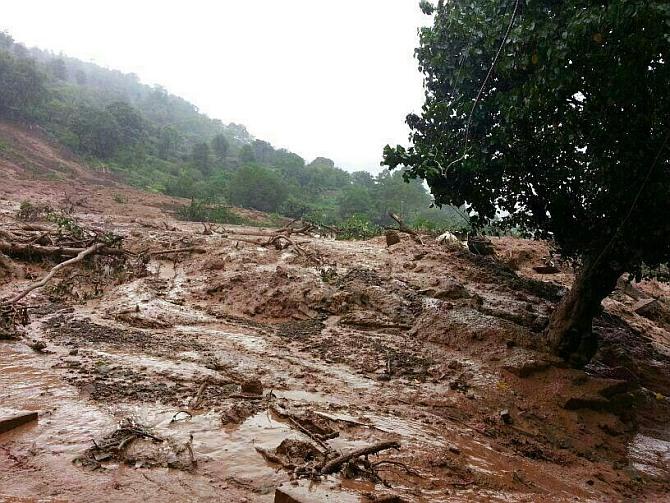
[0,31,463,233]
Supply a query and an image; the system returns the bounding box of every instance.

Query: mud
[1,121,670,502]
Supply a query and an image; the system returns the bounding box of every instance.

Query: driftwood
[319,440,401,475]
[3,243,105,304]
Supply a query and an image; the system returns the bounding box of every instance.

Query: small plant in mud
[16,200,52,221]
[336,214,382,240]
[112,193,128,204]
[319,267,338,283]
[46,212,86,240]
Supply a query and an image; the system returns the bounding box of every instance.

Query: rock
[531,315,550,332]
[500,409,513,424]
[436,231,467,249]
[448,444,461,454]
[502,359,551,378]
[532,265,560,274]
[434,280,470,300]
[562,395,611,411]
[241,378,263,395]
[28,340,47,352]
[0,409,38,434]
[419,279,470,301]
[385,230,401,247]
[467,236,495,255]
[447,359,463,370]
[616,277,647,300]
[274,483,361,503]
[633,298,670,325]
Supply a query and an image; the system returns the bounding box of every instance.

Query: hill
[0,30,463,232]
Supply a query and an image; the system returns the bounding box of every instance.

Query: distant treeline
[0,31,464,231]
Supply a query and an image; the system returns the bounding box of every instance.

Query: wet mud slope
[1,123,670,502]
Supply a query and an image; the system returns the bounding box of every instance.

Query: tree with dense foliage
[384,0,670,365]
[48,58,67,80]
[337,186,375,220]
[227,165,289,213]
[106,101,146,147]
[211,133,229,161]
[0,50,45,118]
[71,106,122,158]
[191,142,211,175]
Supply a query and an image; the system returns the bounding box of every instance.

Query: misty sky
[3,1,429,173]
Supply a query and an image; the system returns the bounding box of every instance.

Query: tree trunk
[546,257,624,367]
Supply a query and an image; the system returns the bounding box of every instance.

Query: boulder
[385,230,401,247]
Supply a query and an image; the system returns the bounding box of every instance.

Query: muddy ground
[1,122,670,502]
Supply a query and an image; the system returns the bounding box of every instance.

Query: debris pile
[73,418,195,471]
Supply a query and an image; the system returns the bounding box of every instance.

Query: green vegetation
[176,200,246,225]
[0,30,462,233]
[384,0,670,365]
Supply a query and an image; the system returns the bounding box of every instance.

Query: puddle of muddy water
[0,342,114,454]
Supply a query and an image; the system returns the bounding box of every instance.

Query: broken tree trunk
[546,256,624,367]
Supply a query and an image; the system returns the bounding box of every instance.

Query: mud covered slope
[1,124,670,502]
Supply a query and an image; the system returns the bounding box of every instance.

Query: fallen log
[319,440,400,475]
[0,240,126,260]
[3,243,105,304]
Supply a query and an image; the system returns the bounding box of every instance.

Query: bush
[336,214,382,240]
[176,200,245,225]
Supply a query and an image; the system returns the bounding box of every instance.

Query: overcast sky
[3,1,428,173]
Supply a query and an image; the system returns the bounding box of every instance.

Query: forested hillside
[0,31,462,232]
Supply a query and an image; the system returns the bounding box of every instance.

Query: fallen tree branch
[320,440,401,475]
[3,243,105,304]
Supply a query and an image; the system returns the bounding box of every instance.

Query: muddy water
[0,342,113,453]
[0,341,291,502]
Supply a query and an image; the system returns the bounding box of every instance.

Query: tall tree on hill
[106,101,145,146]
[48,58,67,80]
[0,50,45,118]
[227,165,288,213]
[211,133,229,162]
[384,0,670,366]
[192,142,211,175]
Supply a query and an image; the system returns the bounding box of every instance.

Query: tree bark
[546,257,624,367]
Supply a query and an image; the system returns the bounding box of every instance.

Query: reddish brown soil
[1,121,669,502]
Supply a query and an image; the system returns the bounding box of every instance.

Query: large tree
[384,0,670,366]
